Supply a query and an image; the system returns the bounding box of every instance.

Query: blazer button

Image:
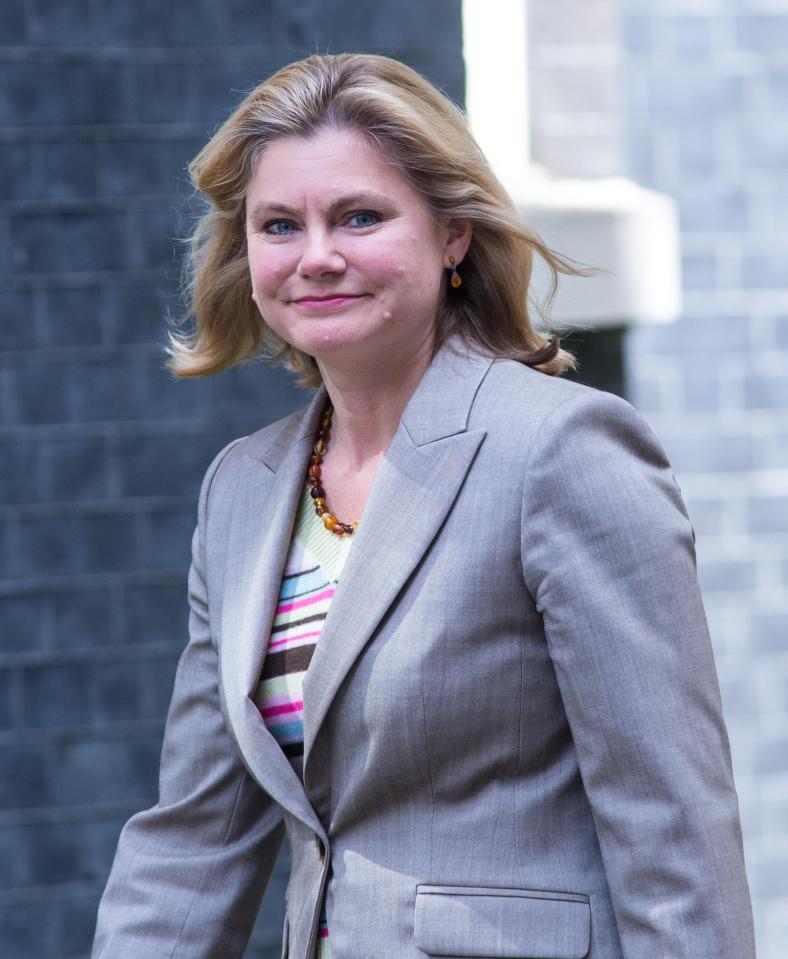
[315,837,326,863]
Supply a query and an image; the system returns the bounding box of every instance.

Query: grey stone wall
[527,0,624,176]
[0,4,464,957]
[528,2,788,956]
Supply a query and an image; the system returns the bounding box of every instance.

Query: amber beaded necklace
[308,403,360,536]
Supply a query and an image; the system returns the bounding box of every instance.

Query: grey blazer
[92,335,756,959]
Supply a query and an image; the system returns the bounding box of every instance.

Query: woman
[92,53,756,959]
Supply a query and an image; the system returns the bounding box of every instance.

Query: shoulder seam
[521,387,613,479]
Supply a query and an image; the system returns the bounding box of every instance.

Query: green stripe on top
[296,482,354,583]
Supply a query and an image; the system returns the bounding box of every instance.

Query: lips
[293,293,368,309]
[295,294,365,303]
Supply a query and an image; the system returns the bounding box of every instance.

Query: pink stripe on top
[259,700,304,719]
[275,586,335,616]
[267,629,323,650]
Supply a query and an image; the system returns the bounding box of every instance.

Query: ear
[444,218,473,266]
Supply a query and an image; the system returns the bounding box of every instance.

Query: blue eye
[264,220,296,236]
[347,211,379,228]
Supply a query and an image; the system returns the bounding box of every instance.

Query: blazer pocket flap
[414,884,591,958]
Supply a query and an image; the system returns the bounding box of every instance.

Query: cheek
[373,259,424,301]
[392,235,443,286]
[249,255,289,296]
[359,233,420,279]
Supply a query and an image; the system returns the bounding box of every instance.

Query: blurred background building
[1,1,785,956]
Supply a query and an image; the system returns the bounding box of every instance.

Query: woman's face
[244,126,470,371]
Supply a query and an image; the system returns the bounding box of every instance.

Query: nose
[296,227,346,279]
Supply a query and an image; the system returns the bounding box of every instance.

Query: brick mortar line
[0,801,158,829]
[0,343,165,365]
[719,601,788,615]
[625,3,788,21]
[0,717,166,747]
[759,782,788,801]
[0,638,185,669]
[0,46,284,64]
[4,197,194,215]
[0,417,262,441]
[677,469,788,495]
[638,414,788,435]
[0,879,108,905]
[747,835,788,858]
[702,586,788,605]
[1,495,196,519]
[0,123,228,142]
[0,43,457,64]
[684,291,788,310]
[0,269,165,288]
[0,568,187,596]
[696,532,788,549]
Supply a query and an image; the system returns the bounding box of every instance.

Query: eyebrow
[247,191,391,222]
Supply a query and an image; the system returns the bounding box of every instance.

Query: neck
[316,330,436,470]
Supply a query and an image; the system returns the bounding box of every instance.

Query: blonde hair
[166,52,580,385]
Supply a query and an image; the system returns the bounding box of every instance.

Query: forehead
[246,127,418,203]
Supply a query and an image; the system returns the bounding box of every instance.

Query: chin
[296,323,383,358]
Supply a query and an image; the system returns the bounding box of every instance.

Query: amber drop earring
[448,255,462,288]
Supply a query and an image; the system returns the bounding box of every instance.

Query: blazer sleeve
[92,440,286,958]
[519,389,756,958]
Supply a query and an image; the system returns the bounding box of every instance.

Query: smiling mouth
[294,294,368,307]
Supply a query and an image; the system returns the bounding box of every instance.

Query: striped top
[253,482,354,958]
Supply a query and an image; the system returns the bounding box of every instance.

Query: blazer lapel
[219,386,329,836]
[302,338,492,779]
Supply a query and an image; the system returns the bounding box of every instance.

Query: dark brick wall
[0,4,464,957]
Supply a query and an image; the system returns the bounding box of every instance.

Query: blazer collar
[219,333,493,832]
[401,333,494,445]
[244,384,327,475]
[241,331,494,473]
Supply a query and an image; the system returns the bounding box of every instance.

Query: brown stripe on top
[260,643,316,679]
[270,611,326,635]
[283,740,304,759]
[282,565,319,581]
[279,582,329,603]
